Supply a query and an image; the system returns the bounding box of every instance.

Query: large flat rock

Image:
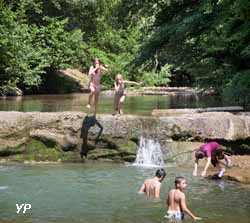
[1,111,250,141]
[0,111,250,163]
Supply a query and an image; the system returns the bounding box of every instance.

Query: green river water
[0,94,248,223]
[0,93,232,115]
[0,163,249,223]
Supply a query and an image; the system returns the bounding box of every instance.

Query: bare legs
[113,94,125,115]
[87,85,95,108]
[87,86,100,115]
[119,95,125,114]
[114,94,120,114]
[94,91,100,115]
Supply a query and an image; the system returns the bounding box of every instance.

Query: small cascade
[133,136,165,167]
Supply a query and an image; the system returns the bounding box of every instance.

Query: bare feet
[112,111,119,116]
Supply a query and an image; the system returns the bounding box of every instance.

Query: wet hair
[155,169,166,179]
[195,150,205,159]
[175,176,185,186]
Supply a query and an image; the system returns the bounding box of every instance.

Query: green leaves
[128,0,250,105]
[0,1,86,93]
[223,70,250,107]
[141,64,172,87]
[1,0,249,102]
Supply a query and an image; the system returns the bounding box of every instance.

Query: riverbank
[203,155,250,184]
[102,86,215,96]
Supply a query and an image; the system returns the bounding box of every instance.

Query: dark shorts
[116,91,126,98]
[211,158,218,167]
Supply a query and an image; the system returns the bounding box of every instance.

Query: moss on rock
[87,149,121,160]
[9,139,83,163]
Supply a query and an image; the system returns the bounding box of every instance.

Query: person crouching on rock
[192,141,231,178]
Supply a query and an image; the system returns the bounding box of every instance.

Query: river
[0,93,233,115]
[0,163,249,223]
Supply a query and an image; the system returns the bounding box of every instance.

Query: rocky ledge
[1,111,250,184]
[0,111,250,164]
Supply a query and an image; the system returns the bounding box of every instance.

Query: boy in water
[192,141,231,178]
[113,74,142,115]
[138,169,166,199]
[165,177,202,221]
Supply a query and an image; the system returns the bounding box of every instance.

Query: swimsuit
[165,210,184,221]
[89,81,101,92]
[89,68,101,92]
[116,82,126,97]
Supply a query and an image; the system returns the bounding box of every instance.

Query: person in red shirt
[192,142,231,177]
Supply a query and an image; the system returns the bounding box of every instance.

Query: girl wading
[87,58,111,115]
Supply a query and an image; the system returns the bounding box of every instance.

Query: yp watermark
[16,203,32,213]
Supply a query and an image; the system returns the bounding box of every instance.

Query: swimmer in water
[138,169,166,199]
[165,176,202,221]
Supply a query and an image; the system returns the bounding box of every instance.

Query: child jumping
[113,73,142,115]
[87,58,111,115]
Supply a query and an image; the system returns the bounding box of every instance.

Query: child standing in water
[165,177,202,221]
[138,169,166,199]
[113,73,142,115]
[87,58,111,115]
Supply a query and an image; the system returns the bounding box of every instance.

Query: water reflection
[0,93,233,115]
[80,115,103,158]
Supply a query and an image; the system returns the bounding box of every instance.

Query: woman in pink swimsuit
[87,58,110,115]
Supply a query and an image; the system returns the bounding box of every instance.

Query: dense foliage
[0,0,249,106]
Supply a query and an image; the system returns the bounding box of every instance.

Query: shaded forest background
[0,0,250,106]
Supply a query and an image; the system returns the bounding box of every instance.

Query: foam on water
[0,186,8,190]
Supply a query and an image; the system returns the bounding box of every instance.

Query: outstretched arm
[201,157,211,177]
[123,80,142,85]
[100,65,111,72]
[193,158,199,176]
[180,194,202,220]
[138,182,146,194]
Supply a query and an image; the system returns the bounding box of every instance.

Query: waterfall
[133,136,165,167]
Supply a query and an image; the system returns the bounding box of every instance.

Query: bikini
[89,68,101,91]
[116,82,126,97]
